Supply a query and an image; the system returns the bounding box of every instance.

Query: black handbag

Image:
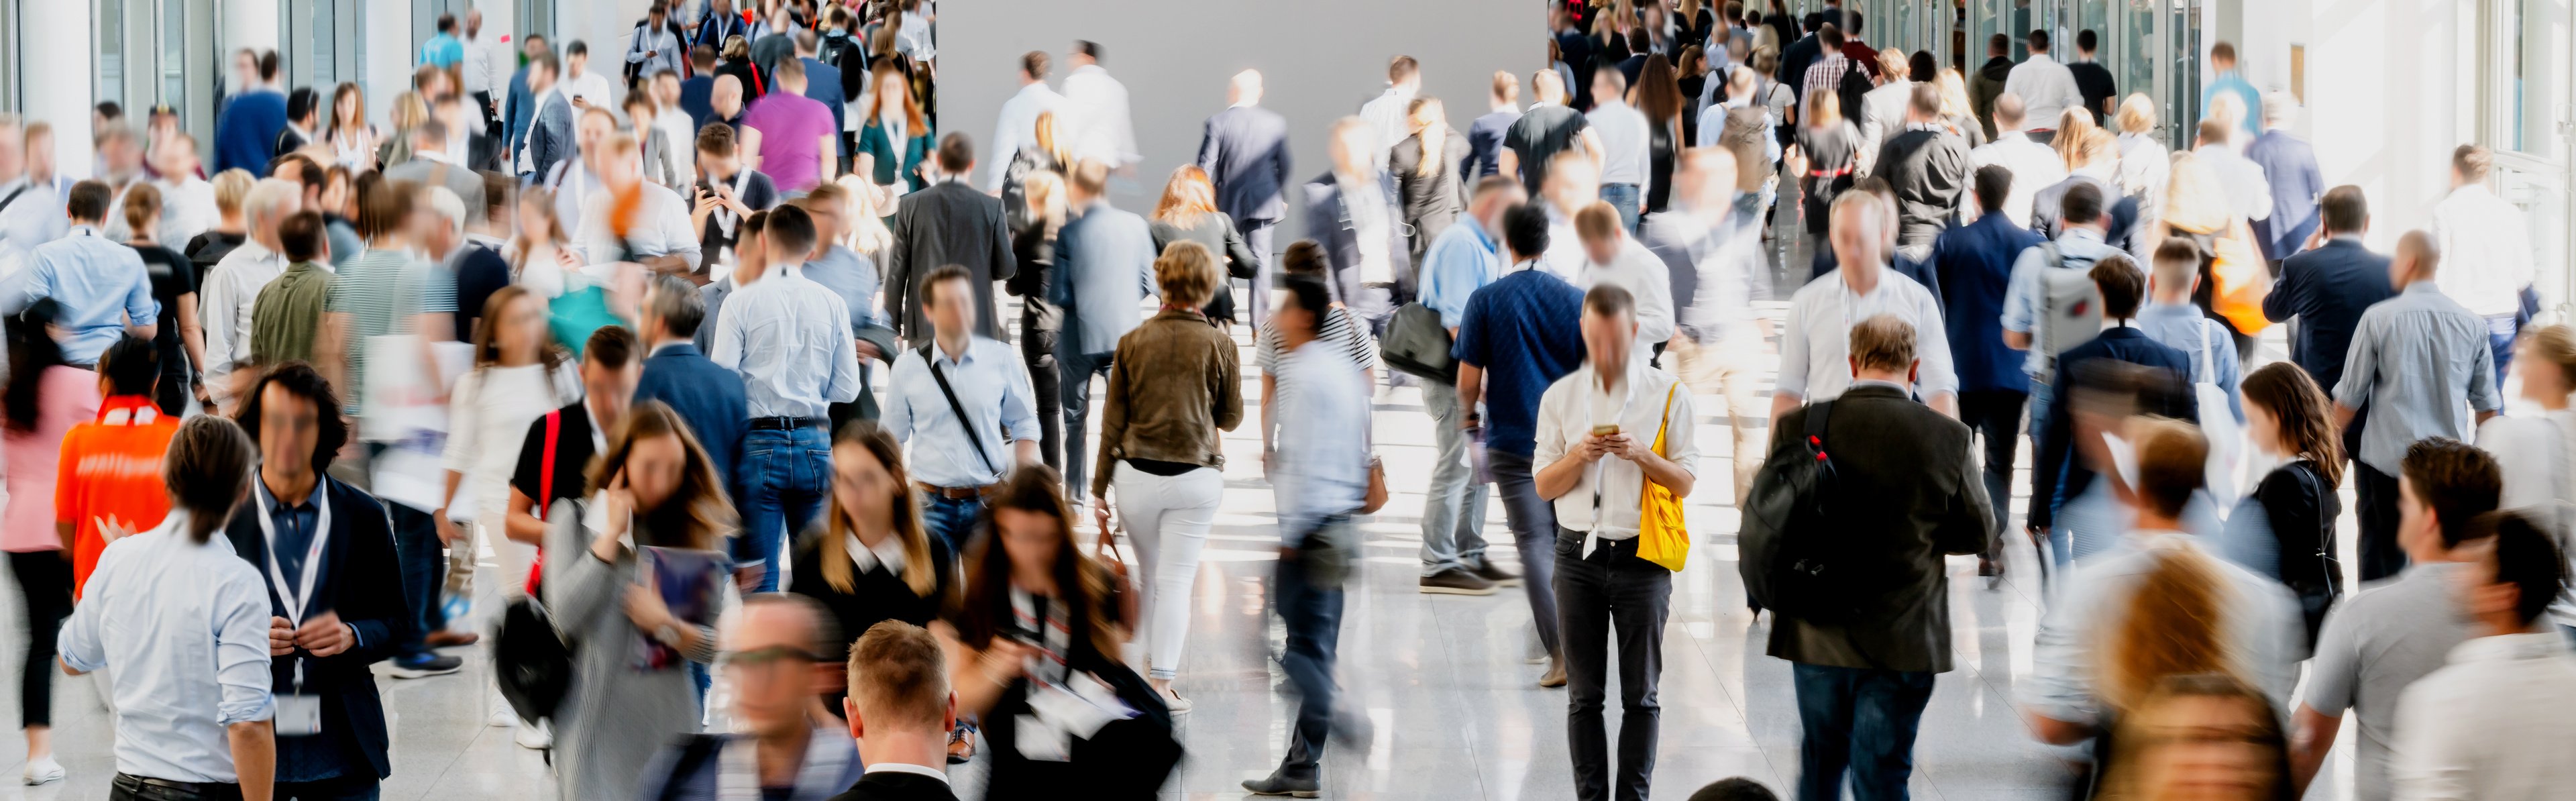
[1377,302,1457,382]
[494,594,572,723]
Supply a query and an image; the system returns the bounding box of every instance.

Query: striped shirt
[326,248,457,415]
[1254,305,1378,375]
[1801,54,1854,103]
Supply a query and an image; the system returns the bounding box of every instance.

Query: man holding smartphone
[688,123,780,274]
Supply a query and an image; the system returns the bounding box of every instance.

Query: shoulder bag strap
[0,184,28,216]
[918,343,1000,478]
[1651,382,1680,457]
[537,410,561,521]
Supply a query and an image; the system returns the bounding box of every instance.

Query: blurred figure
[322,83,378,172]
[830,621,961,801]
[2112,95,2170,220]
[2139,237,2242,422]
[633,272,749,521]
[1059,41,1139,170]
[988,52,1064,193]
[2246,93,2321,267]
[1871,84,1970,259]
[1051,160,1154,505]
[1791,87,1862,260]
[150,134,216,247]
[1499,70,1603,197]
[2097,674,2294,801]
[742,57,837,196]
[2,303,103,786]
[1303,117,1412,338]
[1360,56,1425,172]
[1587,70,1650,231]
[197,176,297,409]
[118,184,206,417]
[2389,511,2576,798]
[883,265,1042,550]
[1465,71,1521,182]
[1646,150,1770,507]
[2431,144,2538,388]
[1004,170,1067,470]
[519,51,574,182]
[1687,778,1782,801]
[855,66,929,197]
[2334,231,2502,582]
[2202,42,2262,141]
[384,119,487,230]
[2031,127,2140,248]
[786,421,954,706]
[2290,439,2499,800]
[1392,96,1472,263]
[212,49,288,176]
[2,180,158,366]
[1853,49,1915,180]
[1774,191,1954,422]
[58,416,272,801]
[573,132,700,276]
[245,209,329,366]
[2028,255,2194,565]
[1413,177,1527,593]
[1572,201,1675,362]
[184,168,258,284]
[503,328,643,636]
[2226,362,2345,645]
[2478,329,2576,619]
[1633,57,1686,215]
[635,594,865,798]
[2192,118,2272,226]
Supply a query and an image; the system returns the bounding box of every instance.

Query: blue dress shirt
[4,225,159,364]
[885,337,1042,488]
[58,513,276,784]
[1415,216,1503,329]
[252,477,356,782]
[802,245,883,330]
[2136,301,2244,421]
[710,263,864,419]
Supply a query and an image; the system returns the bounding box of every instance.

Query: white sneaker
[489,705,519,728]
[514,720,552,749]
[22,756,62,785]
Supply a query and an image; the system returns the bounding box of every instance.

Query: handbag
[1360,457,1389,515]
[1377,302,1457,382]
[1635,383,1689,572]
[494,594,572,723]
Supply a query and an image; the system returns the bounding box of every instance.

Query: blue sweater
[213,90,288,176]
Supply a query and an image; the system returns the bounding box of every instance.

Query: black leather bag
[1377,302,1457,382]
[494,594,571,723]
[1738,399,1872,623]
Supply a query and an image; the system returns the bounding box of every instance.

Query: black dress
[2238,459,2342,646]
[1646,118,1678,213]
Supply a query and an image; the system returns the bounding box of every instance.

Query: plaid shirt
[1802,54,1854,103]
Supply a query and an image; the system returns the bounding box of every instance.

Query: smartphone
[1590,424,1622,437]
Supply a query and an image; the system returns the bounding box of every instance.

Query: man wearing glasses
[636,594,867,797]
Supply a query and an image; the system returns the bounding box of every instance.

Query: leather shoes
[1242,771,1321,797]
[425,631,480,647]
[1470,560,1522,587]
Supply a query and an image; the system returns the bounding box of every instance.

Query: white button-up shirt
[1359,85,1418,172]
[2004,53,2084,130]
[1061,64,1138,168]
[1587,98,1653,188]
[1967,131,2068,227]
[2430,184,2537,317]
[2390,632,2576,800]
[1574,235,1676,360]
[153,176,219,248]
[575,179,701,266]
[1532,361,1698,549]
[710,262,863,419]
[987,82,1065,191]
[58,513,278,784]
[1778,268,1957,402]
[200,239,289,403]
[0,176,70,278]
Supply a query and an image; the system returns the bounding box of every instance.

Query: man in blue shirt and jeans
[1453,202,1586,687]
[885,266,1043,551]
[1412,175,1525,596]
[3,180,158,366]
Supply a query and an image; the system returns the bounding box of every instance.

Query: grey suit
[1197,105,1294,326]
[888,180,1017,341]
[385,156,488,226]
[1050,199,1157,501]
[524,93,575,184]
[1854,80,1913,180]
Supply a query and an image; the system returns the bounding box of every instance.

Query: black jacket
[2261,237,2395,392]
[826,771,960,801]
[1389,129,1472,262]
[1764,385,1993,673]
[2031,327,2200,529]
[1872,128,1971,247]
[223,476,407,780]
[786,531,953,664]
[889,182,1018,341]
[1300,171,1413,306]
[1195,105,1294,223]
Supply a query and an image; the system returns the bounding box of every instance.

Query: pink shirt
[3,367,101,552]
[743,92,835,194]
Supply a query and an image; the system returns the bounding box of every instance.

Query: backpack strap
[1803,398,1834,452]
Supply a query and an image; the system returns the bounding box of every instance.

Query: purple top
[743,93,835,194]
[3,367,101,552]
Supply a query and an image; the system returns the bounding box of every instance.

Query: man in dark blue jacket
[503,36,552,171]
[1197,69,1293,327]
[213,51,287,176]
[1931,165,2042,576]
[1302,118,1412,338]
[2261,184,2393,464]
[520,52,576,185]
[2246,95,2324,266]
[634,274,750,513]
[225,363,419,798]
[2029,255,2198,565]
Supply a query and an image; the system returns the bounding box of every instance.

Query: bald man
[1196,68,1293,326]
[2332,229,2502,582]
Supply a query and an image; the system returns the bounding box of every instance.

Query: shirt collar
[256,472,327,515]
[2058,226,2106,247]
[415,148,458,166]
[863,762,950,783]
[97,395,162,425]
[1850,378,1909,392]
[846,532,908,577]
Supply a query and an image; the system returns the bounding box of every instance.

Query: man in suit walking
[1302,117,1413,338]
[2247,93,2323,268]
[2263,186,2394,483]
[639,594,868,799]
[634,274,750,508]
[1770,315,1994,801]
[888,134,1016,343]
[1051,159,1156,506]
[1197,69,1293,327]
[830,621,961,801]
[520,52,576,184]
[503,36,551,170]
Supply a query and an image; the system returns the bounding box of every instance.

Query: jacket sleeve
[1221,217,1259,280]
[544,500,621,648]
[985,203,1017,283]
[1937,441,1997,556]
[329,493,409,667]
[2261,260,2299,323]
[1214,338,1246,433]
[886,204,913,330]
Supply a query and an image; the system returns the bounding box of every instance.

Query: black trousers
[1956,389,2027,556]
[8,551,69,728]
[1021,324,1063,472]
[155,371,191,417]
[2354,460,2408,582]
[1556,531,1673,801]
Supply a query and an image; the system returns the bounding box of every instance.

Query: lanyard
[256,488,333,627]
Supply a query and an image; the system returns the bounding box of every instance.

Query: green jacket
[252,260,331,365]
[856,121,932,195]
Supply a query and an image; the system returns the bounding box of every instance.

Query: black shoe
[1470,559,1522,587]
[1243,771,1320,797]
[1418,568,1497,596]
[389,653,463,678]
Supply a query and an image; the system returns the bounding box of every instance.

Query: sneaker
[1162,690,1193,716]
[1538,658,1568,688]
[514,720,552,749]
[1417,568,1497,596]
[389,653,464,678]
[1242,771,1322,798]
[21,756,61,786]
[488,705,520,729]
[1470,560,1522,587]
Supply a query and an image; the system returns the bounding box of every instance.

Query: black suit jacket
[1300,170,1413,306]
[889,181,1017,341]
[1765,384,1993,672]
[1195,105,1294,223]
[2261,237,2395,392]
[223,477,407,780]
[2031,327,2199,530]
[826,771,959,801]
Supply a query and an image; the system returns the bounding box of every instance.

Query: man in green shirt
[250,210,333,364]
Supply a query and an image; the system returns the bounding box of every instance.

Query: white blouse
[441,362,584,523]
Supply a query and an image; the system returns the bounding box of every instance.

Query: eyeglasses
[718,645,826,672]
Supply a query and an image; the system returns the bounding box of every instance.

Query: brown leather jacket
[1092,309,1246,497]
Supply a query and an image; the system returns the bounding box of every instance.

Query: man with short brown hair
[831,622,959,801]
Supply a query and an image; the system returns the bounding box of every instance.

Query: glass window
[99,0,126,111]
[2508,0,2569,161]
[313,0,334,86]
[162,0,184,108]
[1,0,19,113]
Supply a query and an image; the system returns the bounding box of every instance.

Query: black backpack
[1737,399,1868,623]
[494,594,571,724]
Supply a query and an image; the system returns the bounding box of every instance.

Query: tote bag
[1635,383,1689,572]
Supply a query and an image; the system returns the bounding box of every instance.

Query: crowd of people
[0,0,2569,800]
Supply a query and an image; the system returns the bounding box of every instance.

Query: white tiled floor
[0,233,2363,800]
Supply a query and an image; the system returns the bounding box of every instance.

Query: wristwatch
[654,623,682,647]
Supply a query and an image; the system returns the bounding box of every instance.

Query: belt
[749,417,827,431]
[917,482,996,500]
[113,773,237,796]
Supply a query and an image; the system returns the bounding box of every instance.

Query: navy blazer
[634,342,751,498]
[223,477,406,780]
[1930,213,2044,394]
[1196,105,1295,223]
[2261,237,2396,392]
[2031,327,2199,530]
[525,93,576,184]
[504,68,536,154]
[1051,201,1159,358]
[1301,170,1415,305]
[2246,129,2324,262]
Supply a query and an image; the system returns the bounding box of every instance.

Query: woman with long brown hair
[2096,674,2296,801]
[1632,54,1686,214]
[1147,165,1259,324]
[2231,361,2346,645]
[855,64,930,195]
[503,188,581,298]
[547,400,737,801]
[324,83,378,172]
[786,420,952,683]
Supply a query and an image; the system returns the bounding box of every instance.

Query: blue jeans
[920,494,985,556]
[1792,663,1935,801]
[1418,379,1491,576]
[1056,349,1114,504]
[1273,517,1350,780]
[2487,313,2519,391]
[391,502,442,657]
[1599,183,1642,232]
[1488,449,1562,654]
[738,427,833,592]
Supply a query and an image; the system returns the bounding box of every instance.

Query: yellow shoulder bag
[1635,382,1688,572]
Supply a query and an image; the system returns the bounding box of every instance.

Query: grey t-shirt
[2303,562,2474,801]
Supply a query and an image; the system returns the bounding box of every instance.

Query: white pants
[1112,462,1223,682]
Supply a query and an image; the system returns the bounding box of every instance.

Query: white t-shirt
[1587,100,1653,187]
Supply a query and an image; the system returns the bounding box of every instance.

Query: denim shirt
[2135,301,2243,421]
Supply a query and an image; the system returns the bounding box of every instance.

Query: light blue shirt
[0,177,69,275]
[2023,531,2307,729]
[2135,301,2243,421]
[2000,225,2125,376]
[710,263,864,419]
[59,513,278,784]
[1415,215,1503,329]
[2202,71,2263,140]
[885,336,1042,488]
[417,33,464,69]
[802,245,883,330]
[3,225,159,364]
[2333,282,2503,473]
[1271,339,1373,539]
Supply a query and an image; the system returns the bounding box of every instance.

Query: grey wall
[941,0,1540,237]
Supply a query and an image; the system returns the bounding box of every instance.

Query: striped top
[1253,305,1379,376]
[327,248,456,415]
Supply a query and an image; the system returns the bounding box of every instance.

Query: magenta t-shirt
[743,93,835,193]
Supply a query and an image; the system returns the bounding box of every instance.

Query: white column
[224,0,282,61]
[366,0,414,129]
[23,0,95,180]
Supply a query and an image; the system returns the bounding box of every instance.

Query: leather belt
[749,417,826,431]
[917,482,996,500]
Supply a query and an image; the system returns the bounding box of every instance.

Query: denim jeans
[920,494,985,557]
[1599,182,1643,232]
[1020,325,1063,472]
[273,773,382,800]
[1792,663,1935,801]
[1488,450,1562,654]
[1241,217,1279,329]
[390,502,443,657]
[1417,379,1491,576]
[1056,348,1115,504]
[738,426,833,592]
[2487,313,2519,390]
[1556,531,1672,801]
[1273,517,1350,780]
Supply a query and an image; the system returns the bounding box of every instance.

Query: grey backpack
[2031,242,2106,385]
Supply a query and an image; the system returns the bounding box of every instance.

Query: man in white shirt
[986,50,1063,191]
[462,9,498,122]
[199,179,302,409]
[2389,513,2576,800]
[148,134,218,247]
[837,621,959,800]
[560,40,617,111]
[549,107,619,234]
[1531,283,1697,801]
[576,133,700,274]
[1571,201,1673,362]
[1966,93,2065,227]
[1060,40,1138,171]
[1358,56,1422,172]
[2002,29,2082,144]
[2192,117,2273,225]
[1774,191,1957,422]
[1540,150,1603,280]
[1587,70,1652,232]
[2430,144,2537,387]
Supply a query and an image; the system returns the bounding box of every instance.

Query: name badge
[276,694,324,737]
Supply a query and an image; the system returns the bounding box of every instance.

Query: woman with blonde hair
[1008,170,1071,470]
[1002,109,1071,218]
[376,91,428,170]
[1391,97,1472,260]
[2053,107,2104,172]
[1934,68,1987,148]
[1091,240,1244,712]
[2096,674,2295,801]
[1791,86,1862,256]
[2114,93,2171,210]
[787,419,953,705]
[1148,166,1259,324]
